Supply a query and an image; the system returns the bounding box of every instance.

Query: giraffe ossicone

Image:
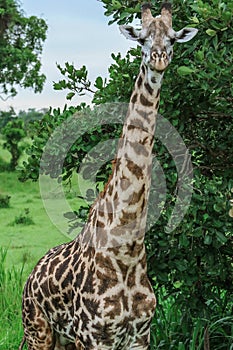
[19,3,197,350]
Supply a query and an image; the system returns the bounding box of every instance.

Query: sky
[0,0,136,112]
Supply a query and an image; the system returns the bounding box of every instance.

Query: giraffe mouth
[149,50,169,72]
[149,61,168,73]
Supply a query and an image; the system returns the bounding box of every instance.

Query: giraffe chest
[31,278,155,349]
[36,272,156,342]
[71,284,156,349]
[24,242,156,348]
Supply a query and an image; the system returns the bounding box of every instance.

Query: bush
[2,118,27,170]
[10,208,34,226]
[0,194,11,208]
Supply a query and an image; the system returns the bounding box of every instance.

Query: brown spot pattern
[140,94,154,107]
[127,159,143,179]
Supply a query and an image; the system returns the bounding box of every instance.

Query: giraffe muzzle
[150,51,169,72]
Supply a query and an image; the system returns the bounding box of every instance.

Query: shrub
[10,208,34,226]
[2,118,27,170]
[0,194,11,208]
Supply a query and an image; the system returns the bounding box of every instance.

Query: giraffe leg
[129,327,151,350]
[24,322,55,350]
[75,338,85,350]
[23,300,55,350]
[18,336,26,350]
[54,333,77,350]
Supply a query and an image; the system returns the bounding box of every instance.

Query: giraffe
[19,3,197,350]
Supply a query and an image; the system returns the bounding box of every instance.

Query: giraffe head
[120,2,198,72]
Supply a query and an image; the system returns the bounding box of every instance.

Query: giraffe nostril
[151,52,158,60]
[151,51,167,61]
[161,52,167,59]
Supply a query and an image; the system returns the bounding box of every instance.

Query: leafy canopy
[0,0,47,99]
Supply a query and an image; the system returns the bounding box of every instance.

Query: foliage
[17,108,46,124]
[2,117,26,170]
[53,63,94,100]
[0,107,15,128]
[93,49,140,104]
[10,208,34,226]
[20,0,233,348]
[0,107,46,129]
[0,193,10,208]
[0,248,24,349]
[0,0,47,99]
[19,104,86,181]
[151,290,233,349]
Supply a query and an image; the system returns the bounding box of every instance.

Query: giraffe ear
[175,27,198,43]
[119,25,141,41]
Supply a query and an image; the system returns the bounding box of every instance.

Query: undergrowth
[150,290,233,349]
[0,248,25,349]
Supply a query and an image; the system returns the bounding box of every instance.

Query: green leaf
[66,92,75,100]
[177,66,195,76]
[206,29,217,36]
[95,76,103,89]
[53,82,62,90]
[196,50,204,61]
[216,231,227,244]
[175,261,187,272]
[203,213,210,221]
[112,0,121,10]
[173,281,183,289]
[213,203,222,213]
[204,235,212,245]
[65,63,74,74]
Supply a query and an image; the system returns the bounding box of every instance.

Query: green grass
[0,248,25,350]
[0,169,73,349]
[0,142,93,349]
[150,291,233,349]
[0,135,78,347]
[0,171,71,272]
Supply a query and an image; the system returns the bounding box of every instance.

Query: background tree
[2,116,26,170]
[21,0,233,348]
[0,107,15,128]
[0,0,47,99]
[18,108,46,124]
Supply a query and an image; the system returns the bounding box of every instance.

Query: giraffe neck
[81,64,164,253]
[130,63,163,111]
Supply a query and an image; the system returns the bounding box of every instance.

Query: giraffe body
[20,3,197,349]
[23,236,155,350]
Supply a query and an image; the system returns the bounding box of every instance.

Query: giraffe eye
[139,37,150,46]
[170,38,176,45]
[138,38,146,45]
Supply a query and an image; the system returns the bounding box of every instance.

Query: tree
[0,106,15,128]
[18,108,46,124]
[2,117,26,170]
[0,0,47,99]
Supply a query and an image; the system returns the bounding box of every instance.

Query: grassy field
[0,175,70,349]
[0,138,97,349]
[0,144,74,349]
[0,171,71,270]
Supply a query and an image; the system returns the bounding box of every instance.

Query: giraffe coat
[20,3,197,349]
